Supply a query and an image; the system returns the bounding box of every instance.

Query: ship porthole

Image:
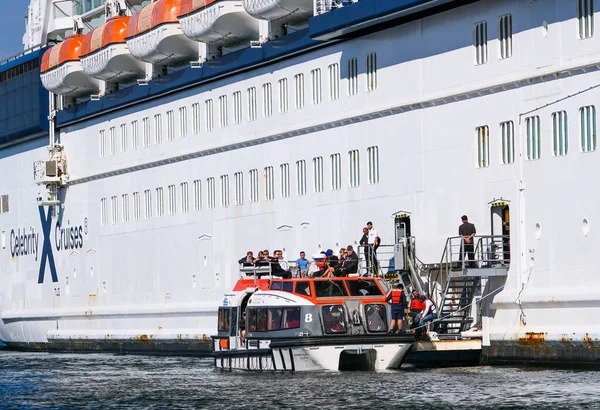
[535,223,542,240]
[583,219,590,236]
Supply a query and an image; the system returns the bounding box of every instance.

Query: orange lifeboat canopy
[178,0,218,17]
[80,16,145,82]
[40,34,99,97]
[125,0,197,65]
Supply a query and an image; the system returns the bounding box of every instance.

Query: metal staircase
[431,276,480,336]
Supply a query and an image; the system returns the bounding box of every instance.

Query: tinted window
[346,279,383,297]
[294,281,311,296]
[365,304,388,333]
[282,281,293,292]
[314,280,348,298]
[282,308,301,329]
[271,281,282,290]
[256,308,268,331]
[218,308,230,332]
[268,308,283,330]
[378,279,389,294]
[321,305,347,334]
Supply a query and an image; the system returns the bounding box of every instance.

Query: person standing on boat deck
[385,283,408,333]
[413,295,437,338]
[296,251,310,277]
[359,227,369,253]
[458,215,477,267]
[366,222,378,273]
[238,251,254,266]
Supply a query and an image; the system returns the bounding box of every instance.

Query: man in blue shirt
[296,251,310,277]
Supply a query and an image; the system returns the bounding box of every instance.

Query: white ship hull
[2,0,600,364]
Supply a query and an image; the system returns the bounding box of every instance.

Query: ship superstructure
[1,0,600,364]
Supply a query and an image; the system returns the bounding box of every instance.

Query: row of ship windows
[476,106,597,167]
[99,147,380,225]
[473,1,594,66]
[98,53,378,157]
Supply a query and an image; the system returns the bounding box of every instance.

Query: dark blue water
[1,352,599,409]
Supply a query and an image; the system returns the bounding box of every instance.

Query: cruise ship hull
[2,0,600,365]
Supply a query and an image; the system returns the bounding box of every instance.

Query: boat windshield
[321,305,347,334]
[364,304,388,333]
[378,278,390,294]
[345,279,383,297]
[247,307,301,331]
[314,280,348,298]
[218,308,230,332]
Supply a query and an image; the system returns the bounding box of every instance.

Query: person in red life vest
[408,289,424,329]
[385,283,408,334]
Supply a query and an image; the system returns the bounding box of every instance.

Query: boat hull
[81,44,146,82]
[243,0,313,24]
[126,23,197,65]
[40,61,100,97]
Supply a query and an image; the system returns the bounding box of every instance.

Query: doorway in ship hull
[490,201,510,265]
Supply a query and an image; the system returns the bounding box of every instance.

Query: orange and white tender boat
[80,16,145,82]
[126,0,197,66]
[213,273,414,371]
[40,34,100,97]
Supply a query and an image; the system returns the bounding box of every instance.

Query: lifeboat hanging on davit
[40,34,100,97]
[80,16,145,82]
[126,0,197,66]
[243,0,313,26]
[178,0,259,47]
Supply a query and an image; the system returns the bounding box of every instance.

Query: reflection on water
[0,352,599,409]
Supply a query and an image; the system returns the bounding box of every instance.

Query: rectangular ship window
[474,21,488,65]
[154,114,162,144]
[166,110,175,141]
[498,14,513,60]
[192,103,201,135]
[207,177,216,209]
[580,105,597,152]
[1,231,5,249]
[347,58,358,96]
[476,126,490,168]
[280,163,290,198]
[295,74,305,110]
[109,126,116,155]
[156,187,164,217]
[234,172,244,205]
[500,121,515,164]
[349,150,360,187]
[264,167,275,201]
[247,87,257,121]
[120,124,127,153]
[367,146,379,184]
[278,78,288,113]
[179,106,187,138]
[328,63,339,101]
[99,130,106,158]
[366,53,377,91]
[552,111,569,156]
[101,198,107,226]
[131,120,139,150]
[219,95,228,128]
[296,160,306,196]
[330,153,341,190]
[168,185,176,215]
[133,192,140,221]
[221,175,230,208]
[111,196,118,225]
[142,117,151,147]
[181,182,189,213]
[262,83,272,117]
[526,116,541,160]
[122,194,129,223]
[311,69,322,105]
[313,157,323,193]
[144,189,152,219]
[205,99,214,131]
[193,179,202,211]
[0,195,7,213]
[233,91,242,125]
[578,0,595,39]
[249,169,259,203]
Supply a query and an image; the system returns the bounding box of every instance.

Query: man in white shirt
[413,295,437,338]
[366,221,377,245]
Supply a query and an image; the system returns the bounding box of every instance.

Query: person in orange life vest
[385,283,408,334]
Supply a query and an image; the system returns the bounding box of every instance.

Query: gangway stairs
[431,276,480,337]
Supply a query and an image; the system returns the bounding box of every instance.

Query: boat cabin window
[294,281,312,296]
[314,280,348,298]
[321,305,347,334]
[378,279,390,294]
[365,304,388,333]
[270,281,293,293]
[218,308,231,332]
[345,279,383,297]
[247,307,301,331]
